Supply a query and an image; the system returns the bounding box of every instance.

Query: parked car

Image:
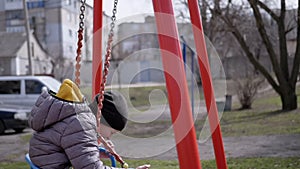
[0,76,61,107]
[0,103,31,134]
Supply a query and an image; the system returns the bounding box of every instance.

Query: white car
[0,76,61,107]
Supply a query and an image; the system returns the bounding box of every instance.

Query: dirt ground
[0,128,299,163]
[155,134,300,160]
[0,129,31,162]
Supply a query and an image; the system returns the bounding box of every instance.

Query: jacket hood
[55,79,83,102]
[29,91,89,131]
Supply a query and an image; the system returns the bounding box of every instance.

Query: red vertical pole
[92,0,103,97]
[152,1,202,169]
[187,0,228,168]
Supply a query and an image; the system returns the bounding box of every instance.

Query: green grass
[81,83,300,138]
[89,84,300,138]
[120,86,168,108]
[3,84,300,168]
[20,134,32,143]
[0,162,28,169]
[3,157,300,169]
[218,108,300,137]
[81,84,202,109]
[216,157,300,169]
[80,85,168,108]
[122,95,300,138]
[214,85,300,137]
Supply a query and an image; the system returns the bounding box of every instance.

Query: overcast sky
[86,0,298,22]
[87,0,153,22]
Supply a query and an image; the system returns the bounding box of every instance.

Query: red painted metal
[92,0,103,98]
[187,0,228,168]
[152,0,202,168]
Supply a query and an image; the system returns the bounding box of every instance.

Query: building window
[6,0,22,2]
[7,26,25,33]
[66,0,71,5]
[27,0,45,9]
[74,0,77,8]
[6,10,23,20]
[68,29,72,37]
[69,46,73,53]
[75,15,78,25]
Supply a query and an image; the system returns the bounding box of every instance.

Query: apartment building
[0,0,94,79]
[106,16,202,85]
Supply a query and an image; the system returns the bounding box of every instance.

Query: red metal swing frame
[92,1,228,169]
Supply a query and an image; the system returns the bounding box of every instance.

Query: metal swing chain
[75,0,86,87]
[95,0,128,167]
[74,0,126,167]
[96,0,118,111]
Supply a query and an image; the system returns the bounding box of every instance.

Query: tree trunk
[198,0,300,111]
[280,86,297,111]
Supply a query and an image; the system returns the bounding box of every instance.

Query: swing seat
[25,154,39,169]
[25,147,117,168]
[99,147,117,167]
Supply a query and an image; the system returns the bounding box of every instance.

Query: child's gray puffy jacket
[28,91,120,169]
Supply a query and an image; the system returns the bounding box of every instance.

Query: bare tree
[215,0,300,111]
[177,0,300,111]
[176,0,227,43]
[235,72,265,109]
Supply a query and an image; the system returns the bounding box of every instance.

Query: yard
[1,84,300,169]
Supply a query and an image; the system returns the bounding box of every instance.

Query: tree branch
[285,25,297,35]
[285,10,297,35]
[248,0,286,86]
[291,0,300,86]
[211,3,281,93]
[229,21,281,94]
[256,0,280,22]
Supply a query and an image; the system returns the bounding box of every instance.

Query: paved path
[112,134,300,160]
[169,134,300,160]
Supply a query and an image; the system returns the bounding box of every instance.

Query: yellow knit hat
[56,79,83,102]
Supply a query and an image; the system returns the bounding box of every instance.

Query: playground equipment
[26,0,228,168]
[26,0,124,168]
[76,0,129,167]
[25,154,39,169]
[92,0,228,169]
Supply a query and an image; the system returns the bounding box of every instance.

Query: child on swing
[28,79,150,169]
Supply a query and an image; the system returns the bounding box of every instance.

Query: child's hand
[135,164,151,169]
